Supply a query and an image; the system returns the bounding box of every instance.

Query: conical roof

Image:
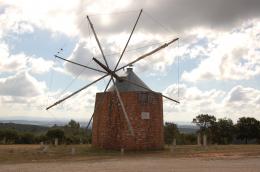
[107,67,150,92]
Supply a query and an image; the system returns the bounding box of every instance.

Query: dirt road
[1,156,259,172]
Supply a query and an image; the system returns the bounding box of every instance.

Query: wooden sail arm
[111,77,135,136]
[115,38,179,72]
[92,57,179,104]
[46,74,109,110]
[47,37,179,110]
[93,57,123,82]
[87,16,110,68]
[121,77,180,104]
[114,9,143,71]
[54,55,106,74]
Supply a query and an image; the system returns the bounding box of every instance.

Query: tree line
[1,115,259,145]
[164,114,260,145]
[0,120,91,144]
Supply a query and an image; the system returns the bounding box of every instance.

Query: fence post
[197,133,201,146]
[71,147,75,155]
[203,134,207,147]
[121,148,124,155]
[54,138,58,146]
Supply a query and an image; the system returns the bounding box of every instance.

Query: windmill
[46,9,180,150]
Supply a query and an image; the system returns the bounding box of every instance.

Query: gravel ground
[1,156,260,172]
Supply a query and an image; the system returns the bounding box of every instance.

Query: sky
[0,0,259,124]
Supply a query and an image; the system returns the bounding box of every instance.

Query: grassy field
[0,144,260,164]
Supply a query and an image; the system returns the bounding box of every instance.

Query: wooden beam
[87,16,110,68]
[46,74,109,110]
[114,9,143,71]
[47,38,179,110]
[111,77,135,136]
[115,38,179,72]
[121,77,180,104]
[55,55,106,74]
[93,57,123,82]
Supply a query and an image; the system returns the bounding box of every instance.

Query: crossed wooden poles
[46,9,179,136]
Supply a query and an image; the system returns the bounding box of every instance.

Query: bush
[164,122,179,145]
[177,133,197,145]
[35,134,48,143]
[0,129,18,144]
[64,135,84,144]
[236,117,260,144]
[46,129,64,144]
[211,118,235,144]
[16,133,35,144]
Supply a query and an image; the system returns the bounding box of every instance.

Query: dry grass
[0,144,260,164]
[0,144,119,164]
[164,144,260,158]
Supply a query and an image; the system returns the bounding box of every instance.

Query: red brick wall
[92,91,164,150]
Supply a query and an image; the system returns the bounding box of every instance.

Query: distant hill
[0,119,89,127]
[0,123,49,134]
[0,119,68,127]
[0,120,199,134]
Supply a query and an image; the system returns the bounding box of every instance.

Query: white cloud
[64,40,104,80]
[65,31,180,80]
[0,41,54,74]
[182,19,260,82]
[1,0,259,122]
[224,85,260,104]
[0,0,80,37]
[1,0,260,38]
[77,0,260,36]
[60,86,98,112]
[163,84,260,122]
[0,71,46,97]
[30,85,98,114]
[0,50,99,118]
[0,43,28,72]
[28,57,54,74]
[3,0,259,81]
[222,85,260,119]
[0,78,99,120]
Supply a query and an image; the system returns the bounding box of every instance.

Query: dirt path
[1,156,259,172]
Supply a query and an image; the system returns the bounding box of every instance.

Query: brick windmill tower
[46,9,179,150]
[92,66,165,150]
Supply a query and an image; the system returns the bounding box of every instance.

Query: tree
[0,130,4,140]
[46,129,64,144]
[64,119,80,136]
[164,122,179,145]
[211,118,234,144]
[236,117,260,144]
[17,133,35,144]
[177,133,197,145]
[66,120,80,130]
[192,114,216,134]
[63,119,85,144]
[0,129,18,144]
[35,134,48,143]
